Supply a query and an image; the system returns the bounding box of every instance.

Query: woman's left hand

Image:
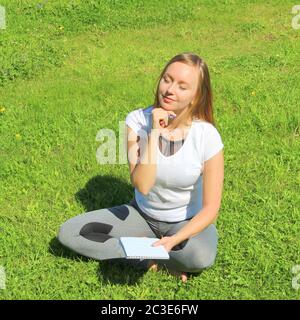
[152,236,178,253]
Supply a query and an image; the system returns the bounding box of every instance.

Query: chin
[160,102,172,109]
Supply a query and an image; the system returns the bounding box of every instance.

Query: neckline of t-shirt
[159,134,185,143]
[158,121,194,159]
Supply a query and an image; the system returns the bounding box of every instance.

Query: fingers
[152,237,168,247]
[152,240,161,247]
[168,113,176,120]
[167,111,177,117]
[159,119,167,128]
[152,239,165,247]
[165,111,177,125]
[152,107,176,130]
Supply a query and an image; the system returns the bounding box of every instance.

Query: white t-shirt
[125,105,224,222]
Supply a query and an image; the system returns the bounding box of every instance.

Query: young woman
[57,52,224,283]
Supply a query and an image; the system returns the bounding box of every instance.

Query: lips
[163,96,175,103]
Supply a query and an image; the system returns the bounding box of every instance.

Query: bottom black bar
[0,300,297,318]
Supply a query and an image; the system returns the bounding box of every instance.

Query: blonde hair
[152,52,215,130]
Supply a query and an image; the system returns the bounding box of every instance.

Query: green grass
[0,0,300,299]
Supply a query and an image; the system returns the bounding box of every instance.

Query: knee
[188,251,217,271]
[57,219,73,247]
[57,223,66,245]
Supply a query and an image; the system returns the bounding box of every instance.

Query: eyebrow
[165,73,190,86]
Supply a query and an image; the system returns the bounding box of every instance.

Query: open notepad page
[120,237,170,260]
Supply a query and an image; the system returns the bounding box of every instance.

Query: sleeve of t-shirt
[125,109,142,134]
[203,124,224,162]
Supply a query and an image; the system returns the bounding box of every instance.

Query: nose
[166,82,176,95]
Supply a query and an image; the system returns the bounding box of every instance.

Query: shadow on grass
[49,236,91,262]
[49,174,150,284]
[95,259,150,285]
[49,237,148,284]
[75,174,134,212]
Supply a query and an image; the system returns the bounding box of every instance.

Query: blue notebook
[120,237,170,260]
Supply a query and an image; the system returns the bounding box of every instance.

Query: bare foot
[181,272,188,283]
[168,270,188,283]
[147,260,158,272]
[147,261,188,282]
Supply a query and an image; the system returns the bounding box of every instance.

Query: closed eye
[163,76,188,90]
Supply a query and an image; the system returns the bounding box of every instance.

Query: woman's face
[158,61,199,115]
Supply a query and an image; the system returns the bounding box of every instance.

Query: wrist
[149,129,160,141]
[171,234,184,247]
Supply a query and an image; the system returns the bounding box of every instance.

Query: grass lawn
[0,0,299,299]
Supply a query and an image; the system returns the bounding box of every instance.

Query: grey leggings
[57,198,218,273]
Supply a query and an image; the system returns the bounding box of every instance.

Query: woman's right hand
[151,107,177,133]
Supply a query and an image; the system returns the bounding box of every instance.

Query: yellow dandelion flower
[59,26,64,30]
[15,133,21,140]
[0,107,5,113]
[251,91,256,96]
